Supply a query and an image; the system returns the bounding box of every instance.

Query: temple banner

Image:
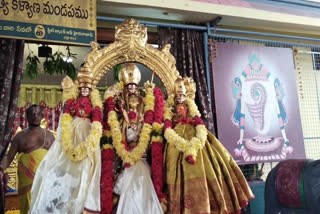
[212,43,305,164]
[0,0,96,45]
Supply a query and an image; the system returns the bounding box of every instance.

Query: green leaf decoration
[24,53,40,79]
[24,46,77,80]
[43,55,55,75]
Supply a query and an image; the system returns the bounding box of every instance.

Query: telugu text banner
[0,0,96,45]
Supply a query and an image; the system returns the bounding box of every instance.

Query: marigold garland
[107,86,155,165]
[164,95,174,120]
[90,89,103,109]
[164,97,207,160]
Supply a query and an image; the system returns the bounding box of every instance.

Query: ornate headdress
[119,63,141,86]
[61,76,78,102]
[61,76,74,91]
[184,77,196,100]
[174,77,186,96]
[174,76,196,99]
[77,66,94,89]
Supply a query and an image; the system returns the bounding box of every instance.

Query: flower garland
[164,96,207,162]
[150,87,167,204]
[106,84,155,165]
[60,89,103,162]
[100,90,115,214]
[100,146,114,214]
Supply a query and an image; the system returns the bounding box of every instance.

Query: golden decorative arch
[77,18,179,93]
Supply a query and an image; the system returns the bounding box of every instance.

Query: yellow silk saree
[164,124,254,214]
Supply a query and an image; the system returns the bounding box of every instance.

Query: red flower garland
[100,96,115,214]
[105,97,115,112]
[144,110,154,125]
[151,141,166,200]
[100,148,114,214]
[153,88,164,124]
[151,87,167,202]
[164,119,172,131]
[102,99,111,131]
[100,87,166,213]
[192,115,205,126]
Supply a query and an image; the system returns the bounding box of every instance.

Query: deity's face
[80,87,90,97]
[175,94,186,104]
[126,84,139,97]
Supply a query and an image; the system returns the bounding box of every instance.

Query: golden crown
[77,66,94,89]
[174,76,196,99]
[119,63,141,86]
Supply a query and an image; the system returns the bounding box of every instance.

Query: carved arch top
[78,18,179,94]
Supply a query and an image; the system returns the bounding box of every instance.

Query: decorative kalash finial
[115,18,148,47]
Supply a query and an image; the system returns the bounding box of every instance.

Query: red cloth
[63,99,75,114]
[91,106,102,123]
[74,96,93,118]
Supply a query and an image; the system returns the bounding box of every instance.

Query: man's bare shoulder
[13,128,29,139]
[46,129,55,139]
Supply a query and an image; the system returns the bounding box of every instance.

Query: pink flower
[128,111,137,120]
[185,155,195,164]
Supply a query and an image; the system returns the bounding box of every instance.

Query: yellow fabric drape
[17,84,107,108]
[164,124,254,214]
[17,149,48,214]
[18,85,63,108]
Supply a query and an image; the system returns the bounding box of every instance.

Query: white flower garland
[164,97,207,159]
[60,89,103,162]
